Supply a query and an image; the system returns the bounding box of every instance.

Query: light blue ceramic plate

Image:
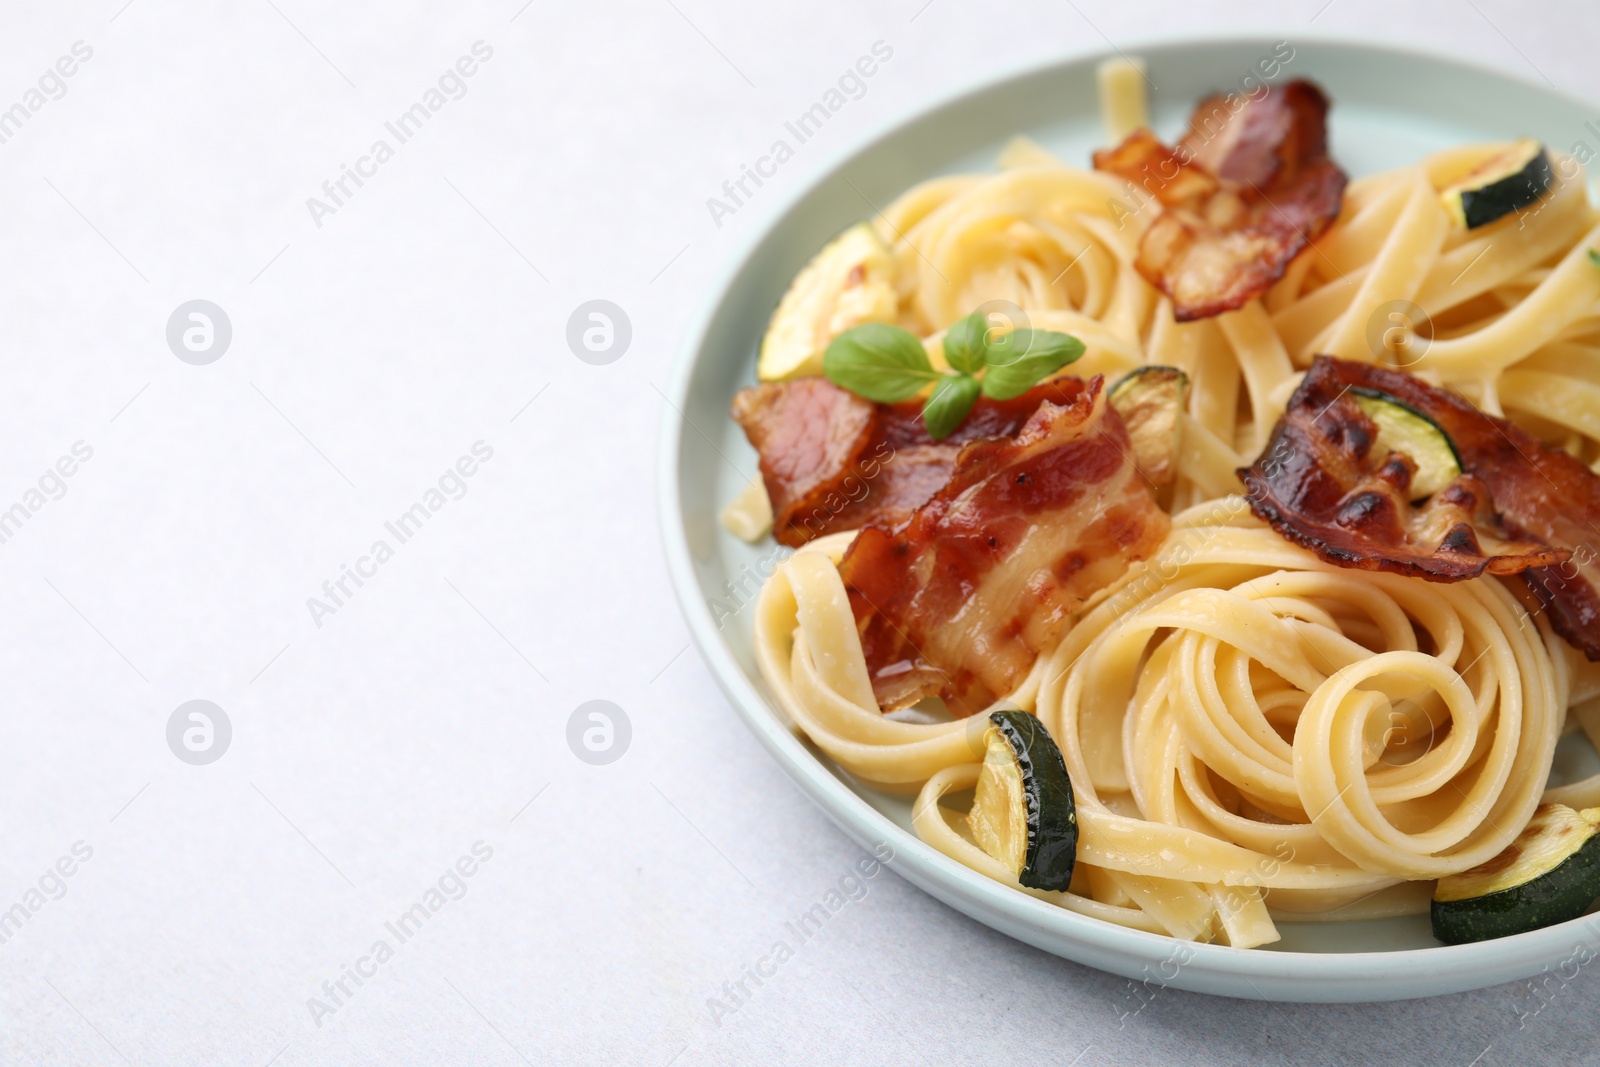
[659,35,1600,1001]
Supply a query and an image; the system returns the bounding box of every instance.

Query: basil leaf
[823,323,939,402]
[922,373,981,440]
[980,328,1086,400]
[1590,249,1600,269]
[942,311,989,375]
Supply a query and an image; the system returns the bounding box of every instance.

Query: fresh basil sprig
[822,311,1085,439]
[1589,249,1600,269]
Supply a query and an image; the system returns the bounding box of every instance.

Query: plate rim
[657,31,1600,1002]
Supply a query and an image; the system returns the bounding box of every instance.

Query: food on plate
[837,374,1167,716]
[1091,80,1347,321]
[734,374,1098,547]
[1431,804,1600,944]
[725,59,1600,948]
[967,709,1079,892]
[757,222,897,382]
[1439,138,1555,230]
[1240,355,1569,581]
[1107,365,1187,486]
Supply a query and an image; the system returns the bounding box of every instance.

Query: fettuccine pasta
[733,66,1600,947]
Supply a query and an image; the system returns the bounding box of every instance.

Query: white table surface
[3,1,1599,1064]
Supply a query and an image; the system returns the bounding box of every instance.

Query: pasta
[733,64,1600,947]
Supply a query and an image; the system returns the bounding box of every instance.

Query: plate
[659,35,1600,1001]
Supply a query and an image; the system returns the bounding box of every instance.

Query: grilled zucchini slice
[1431,804,1600,944]
[757,223,897,381]
[967,710,1078,891]
[1440,139,1555,230]
[1350,388,1463,499]
[1108,366,1187,486]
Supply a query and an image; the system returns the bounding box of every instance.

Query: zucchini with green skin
[967,710,1078,891]
[1108,366,1187,487]
[1349,387,1463,499]
[1431,804,1600,944]
[1440,139,1555,230]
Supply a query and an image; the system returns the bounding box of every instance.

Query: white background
[1,1,1598,1064]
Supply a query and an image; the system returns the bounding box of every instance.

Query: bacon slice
[1092,128,1219,207]
[1241,358,1600,652]
[1258,358,1600,660]
[838,376,1169,716]
[1093,80,1347,321]
[1179,80,1333,188]
[731,379,874,547]
[732,378,1096,547]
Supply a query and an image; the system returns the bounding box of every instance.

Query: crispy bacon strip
[732,378,1094,547]
[1241,359,1600,653]
[1093,129,1218,207]
[1093,80,1347,321]
[838,376,1169,716]
[1179,81,1333,187]
[1260,358,1600,660]
[731,379,873,547]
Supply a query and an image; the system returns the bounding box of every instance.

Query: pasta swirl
[742,128,1600,947]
